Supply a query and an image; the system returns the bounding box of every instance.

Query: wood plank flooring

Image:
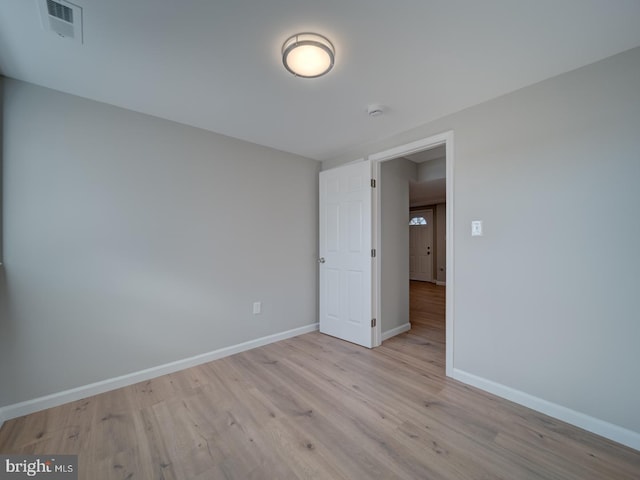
[1,281,639,478]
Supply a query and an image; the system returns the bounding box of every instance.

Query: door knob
[318,257,326,263]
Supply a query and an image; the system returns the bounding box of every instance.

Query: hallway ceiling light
[282,33,335,78]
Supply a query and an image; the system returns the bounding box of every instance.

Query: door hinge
[371,178,376,188]
[371,249,376,258]
[371,318,377,327]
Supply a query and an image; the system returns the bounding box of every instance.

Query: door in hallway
[409,209,433,282]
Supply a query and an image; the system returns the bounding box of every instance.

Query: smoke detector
[367,104,385,117]
[38,0,83,44]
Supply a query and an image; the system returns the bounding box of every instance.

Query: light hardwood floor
[1,281,639,479]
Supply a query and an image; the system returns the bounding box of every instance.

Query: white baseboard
[435,280,446,286]
[0,323,319,425]
[452,368,640,452]
[382,322,411,341]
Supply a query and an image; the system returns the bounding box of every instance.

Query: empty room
[1,1,640,478]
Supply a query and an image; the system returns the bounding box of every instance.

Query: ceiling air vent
[37,0,83,44]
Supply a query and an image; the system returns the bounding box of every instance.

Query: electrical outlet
[253,302,261,314]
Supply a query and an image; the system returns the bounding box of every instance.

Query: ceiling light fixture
[282,33,335,78]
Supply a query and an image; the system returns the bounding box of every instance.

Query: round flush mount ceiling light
[282,33,335,78]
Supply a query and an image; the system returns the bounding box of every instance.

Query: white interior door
[319,160,373,348]
[409,209,434,282]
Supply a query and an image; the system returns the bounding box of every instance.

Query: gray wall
[0,78,320,407]
[324,47,640,434]
[380,158,416,335]
[417,157,445,183]
[0,81,5,359]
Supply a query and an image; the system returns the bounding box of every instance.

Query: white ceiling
[2,1,640,161]
[405,146,445,164]
[410,178,446,207]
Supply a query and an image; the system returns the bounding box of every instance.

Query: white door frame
[369,131,455,377]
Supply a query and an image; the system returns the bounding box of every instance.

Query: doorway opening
[371,131,454,377]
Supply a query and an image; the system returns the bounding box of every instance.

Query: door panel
[409,209,434,282]
[319,161,372,348]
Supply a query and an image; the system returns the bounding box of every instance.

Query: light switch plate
[471,220,483,236]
